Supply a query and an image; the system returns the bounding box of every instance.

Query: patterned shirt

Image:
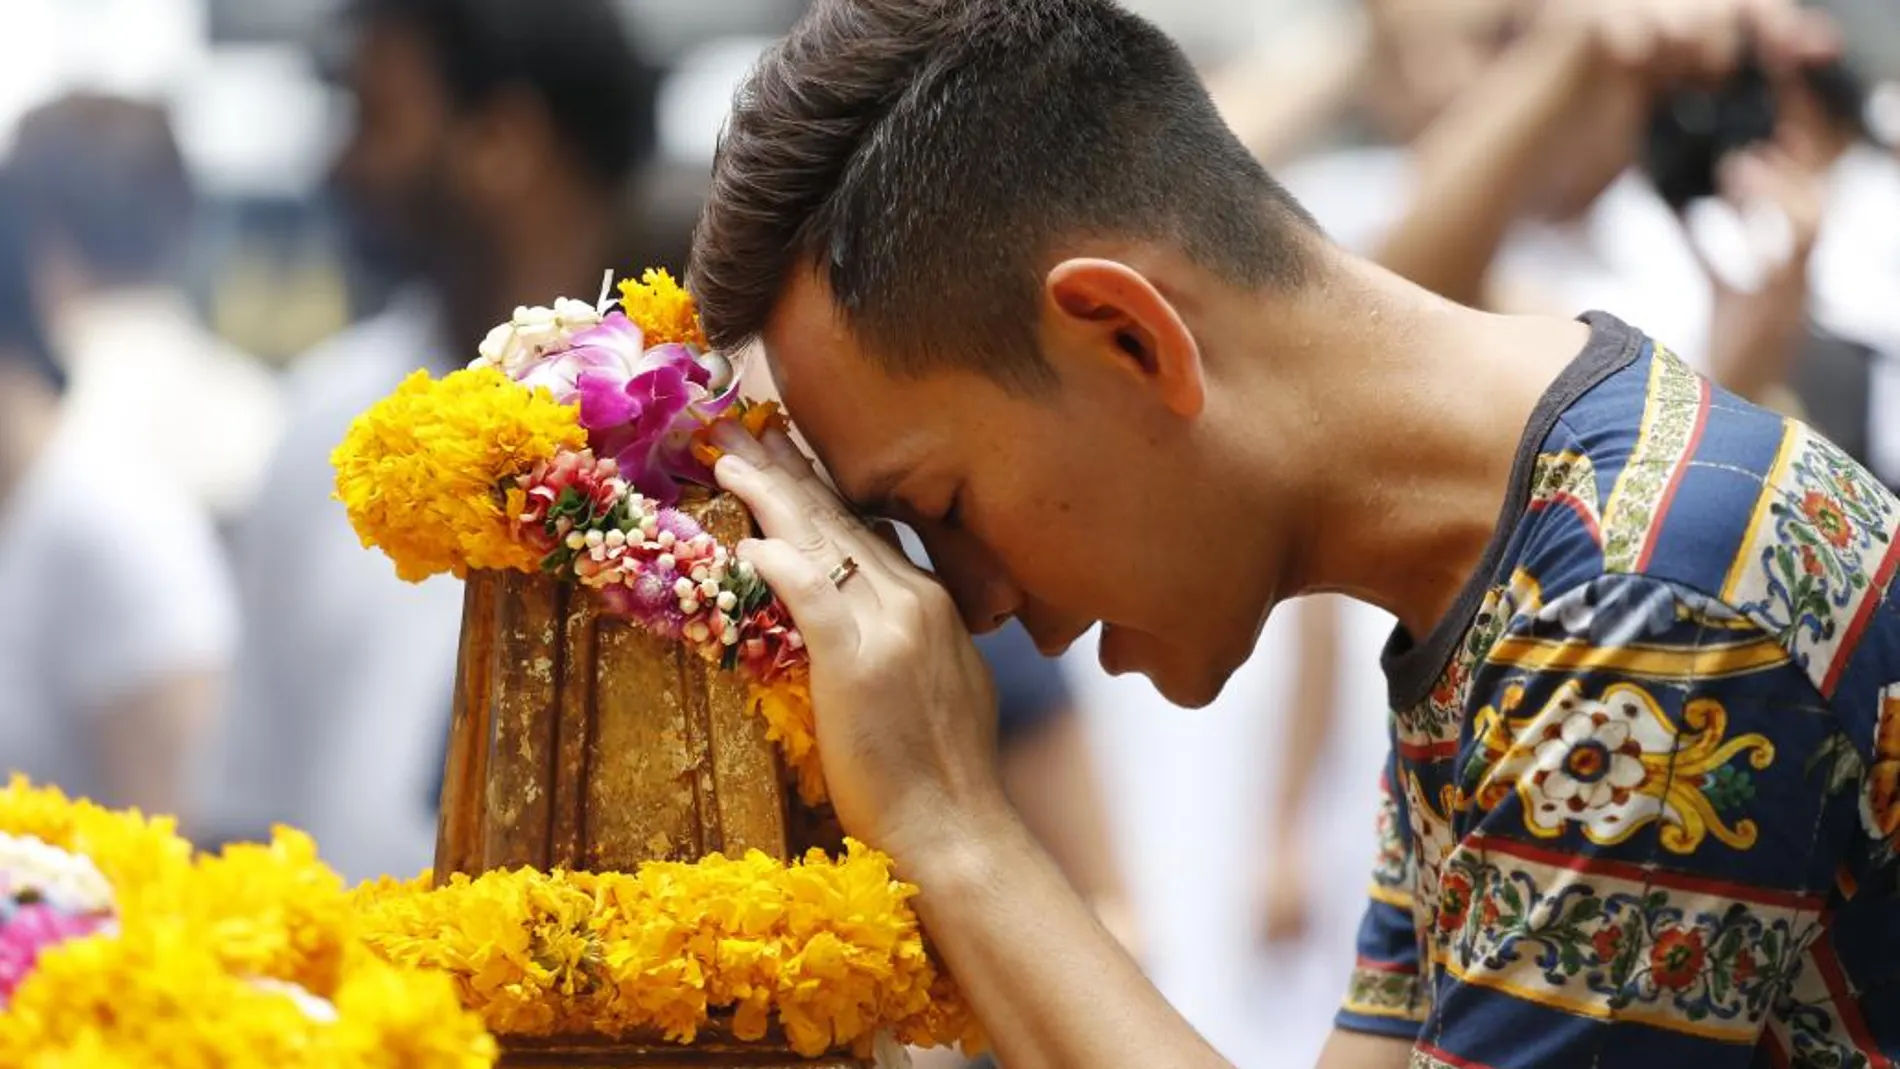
[1336,313,1900,1068]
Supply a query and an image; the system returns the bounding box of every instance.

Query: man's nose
[945,572,1019,635]
[931,559,1017,635]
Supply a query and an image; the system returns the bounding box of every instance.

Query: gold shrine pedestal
[434,492,863,1069]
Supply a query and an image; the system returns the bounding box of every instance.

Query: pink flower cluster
[486,309,738,505]
[512,450,805,682]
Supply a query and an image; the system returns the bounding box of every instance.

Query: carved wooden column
[434,491,860,1069]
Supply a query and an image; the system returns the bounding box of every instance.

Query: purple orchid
[504,312,740,504]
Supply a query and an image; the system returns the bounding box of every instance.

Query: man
[1259,0,1833,958]
[0,169,236,822]
[689,1,1899,1067]
[202,0,661,879]
[8,93,282,525]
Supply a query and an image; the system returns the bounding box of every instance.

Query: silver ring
[827,556,860,589]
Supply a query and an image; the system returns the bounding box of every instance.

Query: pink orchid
[510,313,739,504]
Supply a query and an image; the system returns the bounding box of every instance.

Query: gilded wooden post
[434,490,861,1068]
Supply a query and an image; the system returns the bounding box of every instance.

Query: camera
[1643,57,1870,210]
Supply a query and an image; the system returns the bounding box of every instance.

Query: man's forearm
[904,811,1229,1069]
[1373,25,1602,307]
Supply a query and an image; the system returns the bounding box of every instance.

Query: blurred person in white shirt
[0,168,237,820]
[8,94,282,526]
[200,0,664,882]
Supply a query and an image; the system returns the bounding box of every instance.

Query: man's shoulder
[1524,338,1900,701]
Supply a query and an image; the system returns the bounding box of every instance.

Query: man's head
[694,0,1328,706]
[9,94,193,297]
[330,0,659,288]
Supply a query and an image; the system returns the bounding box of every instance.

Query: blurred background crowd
[0,0,1896,1065]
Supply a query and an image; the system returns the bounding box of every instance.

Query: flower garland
[0,777,496,1068]
[321,268,975,1057]
[352,844,978,1058]
[0,779,976,1063]
[333,269,825,802]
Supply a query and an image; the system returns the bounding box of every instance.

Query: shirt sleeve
[1411,573,1851,1069]
[1336,758,1431,1040]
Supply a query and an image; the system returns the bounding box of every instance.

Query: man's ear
[1044,257,1205,417]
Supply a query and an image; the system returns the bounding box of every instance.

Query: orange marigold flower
[691,400,792,468]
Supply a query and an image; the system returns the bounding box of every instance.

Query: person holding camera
[1378,0,1843,409]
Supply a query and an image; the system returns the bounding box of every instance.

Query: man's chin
[1147,669,1226,710]
[1100,626,1231,709]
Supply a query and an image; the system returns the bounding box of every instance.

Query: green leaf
[1501,884,1524,916]
[1709,960,1731,1003]
[1560,943,1583,973]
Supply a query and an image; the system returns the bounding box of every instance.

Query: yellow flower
[350,843,973,1057]
[750,680,826,805]
[617,268,709,350]
[0,776,192,902]
[332,367,585,582]
[174,828,355,995]
[322,952,499,1069]
[0,923,317,1067]
[0,779,498,1069]
[0,777,972,1063]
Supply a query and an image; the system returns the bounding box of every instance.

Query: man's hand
[714,422,1234,1069]
[1701,83,1833,404]
[711,422,1008,861]
[1379,0,1839,307]
[1543,0,1839,89]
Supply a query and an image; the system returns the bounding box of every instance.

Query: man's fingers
[735,537,861,653]
[1742,2,1837,73]
[716,453,823,549]
[756,425,921,577]
[715,445,910,602]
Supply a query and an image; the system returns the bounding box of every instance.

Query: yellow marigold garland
[1,779,975,1061]
[617,267,709,350]
[0,779,496,1069]
[332,366,586,582]
[351,842,979,1059]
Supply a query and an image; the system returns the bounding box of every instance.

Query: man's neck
[1261,257,1590,637]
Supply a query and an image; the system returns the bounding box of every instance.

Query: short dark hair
[691,0,1317,391]
[0,170,63,393]
[355,0,661,186]
[10,94,193,286]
